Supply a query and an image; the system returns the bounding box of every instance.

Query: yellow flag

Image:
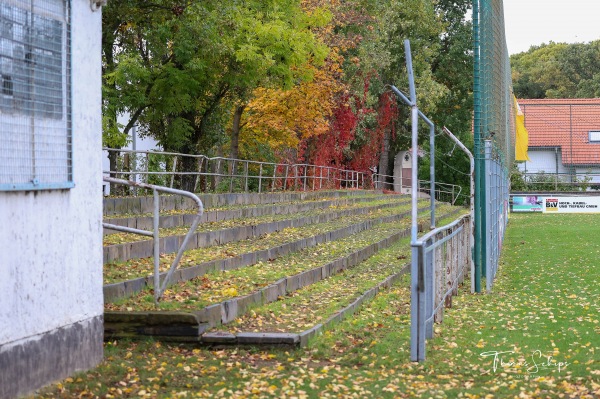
[514,96,530,161]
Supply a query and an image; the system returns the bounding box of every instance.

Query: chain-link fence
[473,0,515,292]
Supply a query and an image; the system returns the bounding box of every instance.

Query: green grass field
[36,213,599,398]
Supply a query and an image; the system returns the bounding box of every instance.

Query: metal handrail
[411,214,472,361]
[414,215,471,314]
[104,148,368,192]
[372,174,465,205]
[102,176,204,305]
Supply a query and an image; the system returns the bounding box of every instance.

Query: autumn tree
[237,0,346,164]
[102,0,328,190]
[240,65,341,160]
[418,0,474,203]
[102,0,476,195]
[511,41,600,99]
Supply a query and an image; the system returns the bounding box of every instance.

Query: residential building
[517,99,600,184]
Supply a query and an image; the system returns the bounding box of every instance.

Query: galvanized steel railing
[102,176,204,305]
[394,41,474,363]
[104,149,367,194]
[410,215,473,361]
[373,173,466,205]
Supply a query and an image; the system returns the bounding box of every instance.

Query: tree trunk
[378,128,391,189]
[229,104,246,161]
[179,154,197,192]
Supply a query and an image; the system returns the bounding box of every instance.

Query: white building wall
[575,167,600,184]
[517,149,568,174]
[517,148,600,186]
[0,1,103,397]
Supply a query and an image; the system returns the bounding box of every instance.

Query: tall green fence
[473,0,515,292]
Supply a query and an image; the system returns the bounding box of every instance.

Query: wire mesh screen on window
[0,0,71,191]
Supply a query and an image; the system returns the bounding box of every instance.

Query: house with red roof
[517,99,600,184]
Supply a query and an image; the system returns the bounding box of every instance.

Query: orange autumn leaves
[237,0,360,158]
[241,60,342,152]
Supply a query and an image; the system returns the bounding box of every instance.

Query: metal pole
[153,189,160,304]
[485,140,492,292]
[319,167,323,189]
[258,164,263,193]
[229,160,235,192]
[244,161,249,192]
[429,124,435,230]
[472,0,483,292]
[170,156,177,188]
[194,157,202,193]
[569,104,574,182]
[272,163,277,192]
[417,113,435,229]
[132,126,138,196]
[404,39,425,362]
[145,153,149,185]
[303,166,307,191]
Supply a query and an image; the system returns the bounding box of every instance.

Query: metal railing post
[258,163,263,193]
[194,157,202,193]
[319,167,323,189]
[485,140,492,292]
[303,166,307,191]
[170,156,177,188]
[244,161,249,192]
[102,177,204,305]
[153,188,160,304]
[272,163,277,192]
[229,159,236,192]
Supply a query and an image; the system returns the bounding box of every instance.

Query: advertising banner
[512,196,544,212]
[543,197,600,213]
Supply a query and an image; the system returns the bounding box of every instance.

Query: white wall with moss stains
[0,1,103,397]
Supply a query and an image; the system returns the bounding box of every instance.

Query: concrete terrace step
[103,203,431,301]
[103,190,387,217]
[102,198,413,264]
[103,207,465,343]
[103,193,398,235]
[102,200,430,285]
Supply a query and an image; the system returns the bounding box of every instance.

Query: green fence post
[472,0,483,292]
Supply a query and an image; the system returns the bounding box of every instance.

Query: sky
[502,0,600,55]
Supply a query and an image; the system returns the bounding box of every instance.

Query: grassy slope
[36,213,599,398]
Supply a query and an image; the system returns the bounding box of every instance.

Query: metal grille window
[0,0,71,191]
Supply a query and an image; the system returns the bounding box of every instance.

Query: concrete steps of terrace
[102,199,433,301]
[103,194,467,346]
[102,193,413,264]
[103,192,398,235]
[103,189,394,217]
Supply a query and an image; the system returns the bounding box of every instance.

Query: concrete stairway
[102,190,466,346]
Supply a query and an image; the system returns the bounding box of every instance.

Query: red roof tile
[518,99,600,165]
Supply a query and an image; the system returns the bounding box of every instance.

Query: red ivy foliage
[306,79,397,176]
